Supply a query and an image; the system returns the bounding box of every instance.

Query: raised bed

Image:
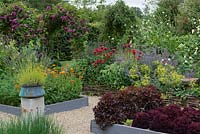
[0,97,88,116]
[90,120,166,134]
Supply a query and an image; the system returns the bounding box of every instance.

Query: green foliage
[42,4,89,60]
[17,63,46,87]
[134,16,177,53]
[24,0,62,11]
[0,74,20,106]
[154,0,183,26]
[175,35,200,76]
[153,61,184,88]
[0,2,43,47]
[129,63,151,87]
[176,0,200,34]
[0,39,19,74]
[44,74,82,104]
[98,62,131,89]
[123,119,133,126]
[103,0,137,45]
[0,114,63,134]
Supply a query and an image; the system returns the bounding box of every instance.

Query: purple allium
[61,16,67,22]
[46,5,51,11]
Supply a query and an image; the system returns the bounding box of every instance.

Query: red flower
[136,57,140,61]
[131,49,137,55]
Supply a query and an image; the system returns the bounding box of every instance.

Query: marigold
[15,84,20,90]
[59,71,65,75]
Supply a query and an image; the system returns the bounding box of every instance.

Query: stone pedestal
[21,97,44,115]
[19,86,45,116]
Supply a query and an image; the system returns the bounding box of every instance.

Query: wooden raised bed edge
[90,120,166,134]
[0,96,88,116]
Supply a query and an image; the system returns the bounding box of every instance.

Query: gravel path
[0,96,100,134]
[0,112,15,121]
[51,96,99,134]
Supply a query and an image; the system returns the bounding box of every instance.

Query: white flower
[189,56,192,59]
[192,29,195,34]
[168,58,171,61]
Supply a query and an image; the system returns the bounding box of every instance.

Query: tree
[153,0,183,25]
[176,0,200,34]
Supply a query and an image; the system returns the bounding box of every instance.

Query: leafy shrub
[98,62,131,89]
[132,112,150,129]
[187,122,200,134]
[0,74,20,106]
[129,63,151,87]
[149,112,173,133]
[132,105,200,134]
[93,85,163,129]
[0,114,63,134]
[103,0,137,45]
[44,68,82,104]
[154,62,184,88]
[42,4,88,60]
[0,2,44,47]
[80,45,116,85]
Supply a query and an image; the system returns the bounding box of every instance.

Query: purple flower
[50,14,56,20]
[0,16,5,20]
[61,16,67,22]
[68,29,74,33]
[46,5,51,11]
[11,19,17,24]
[11,23,20,31]
[63,27,67,31]
[11,11,16,16]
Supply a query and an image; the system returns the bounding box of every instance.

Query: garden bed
[0,96,88,116]
[90,120,166,134]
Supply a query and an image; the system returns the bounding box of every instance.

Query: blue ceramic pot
[19,86,45,98]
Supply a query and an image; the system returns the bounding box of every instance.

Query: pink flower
[46,6,51,11]
[50,14,56,20]
[63,27,67,31]
[61,16,67,22]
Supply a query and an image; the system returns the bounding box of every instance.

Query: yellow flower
[52,64,56,67]
[50,71,56,75]
[54,75,58,78]
[70,68,74,73]
[59,71,65,75]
